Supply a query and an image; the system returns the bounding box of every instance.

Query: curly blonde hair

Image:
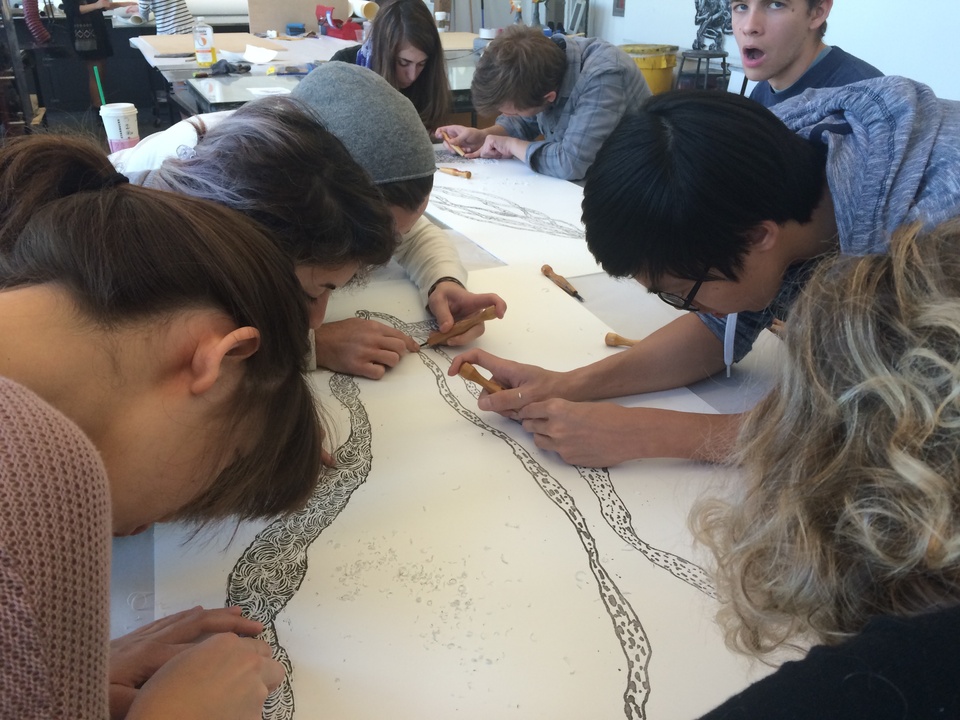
[694,220,960,658]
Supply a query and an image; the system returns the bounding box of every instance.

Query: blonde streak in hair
[701,254,880,653]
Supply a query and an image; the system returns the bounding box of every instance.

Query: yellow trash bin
[619,44,679,95]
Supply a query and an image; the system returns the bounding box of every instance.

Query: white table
[113,157,782,719]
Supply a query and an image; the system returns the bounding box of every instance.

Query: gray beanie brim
[292,62,436,185]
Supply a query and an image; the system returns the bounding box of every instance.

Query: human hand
[448,348,564,418]
[436,125,488,156]
[125,633,284,720]
[315,317,419,379]
[517,400,658,467]
[427,283,507,346]
[110,606,264,720]
[477,134,525,161]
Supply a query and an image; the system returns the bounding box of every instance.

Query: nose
[739,8,760,34]
[400,65,419,87]
[309,294,330,329]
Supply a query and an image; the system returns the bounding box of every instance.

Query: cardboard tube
[349,0,378,20]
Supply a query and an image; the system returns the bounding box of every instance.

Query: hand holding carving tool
[420,306,498,347]
[457,361,504,393]
[441,129,467,157]
[541,264,584,302]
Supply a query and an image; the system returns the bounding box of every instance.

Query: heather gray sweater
[704,76,960,360]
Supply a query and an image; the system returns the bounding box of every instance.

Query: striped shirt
[138,0,193,35]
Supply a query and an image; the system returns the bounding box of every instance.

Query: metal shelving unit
[1,0,38,137]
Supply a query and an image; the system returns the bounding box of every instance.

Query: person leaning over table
[0,134,325,719]
[436,24,651,181]
[449,77,960,467]
[330,0,452,133]
[112,63,505,381]
[691,220,960,719]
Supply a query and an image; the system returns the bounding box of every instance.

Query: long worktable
[113,153,784,719]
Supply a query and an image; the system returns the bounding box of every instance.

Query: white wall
[586,0,959,100]
[445,0,959,100]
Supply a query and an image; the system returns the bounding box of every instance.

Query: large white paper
[155,267,769,720]
[427,151,601,275]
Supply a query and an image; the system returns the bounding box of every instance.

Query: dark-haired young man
[732,0,882,106]
[449,78,960,467]
[436,24,651,181]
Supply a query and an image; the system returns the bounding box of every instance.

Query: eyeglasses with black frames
[657,279,703,311]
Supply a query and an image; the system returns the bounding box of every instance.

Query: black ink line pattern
[575,467,717,598]
[371,311,652,719]
[440,345,716,598]
[225,372,372,720]
[429,186,586,240]
[222,310,714,720]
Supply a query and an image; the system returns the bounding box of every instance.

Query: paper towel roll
[349,0,378,20]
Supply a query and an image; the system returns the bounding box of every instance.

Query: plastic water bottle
[193,17,217,67]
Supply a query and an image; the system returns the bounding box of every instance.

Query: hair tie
[104,171,130,188]
[176,144,198,160]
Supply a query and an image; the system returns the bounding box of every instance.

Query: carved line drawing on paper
[429,186,586,240]
[224,310,714,720]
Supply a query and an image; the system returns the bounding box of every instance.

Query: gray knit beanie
[292,62,436,184]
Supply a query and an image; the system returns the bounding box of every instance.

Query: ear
[748,220,780,252]
[810,0,832,29]
[189,326,261,396]
[543,90,558,105]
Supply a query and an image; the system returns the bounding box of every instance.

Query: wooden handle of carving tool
[438,166,472,179]
[541,264,582,298]
[604,332,640,348]
[458,361,504,393]
[423,305,498,347]
[441,130,467,157]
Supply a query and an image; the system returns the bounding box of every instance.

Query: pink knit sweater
[0,377,112,718]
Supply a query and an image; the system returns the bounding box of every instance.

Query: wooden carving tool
[604,332,640,348]
[541,264,584,302]
[457,361,504,393]
[438,166,472,179]
[441,130,467,157]
[421,305,498,347]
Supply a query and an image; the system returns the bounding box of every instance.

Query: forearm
[563,314,726,401]
[532,77,630,180]
[493,116,540,142]
[394,217,467,305]
[633,408,742,463]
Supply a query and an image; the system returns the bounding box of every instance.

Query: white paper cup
[99,102,140,153]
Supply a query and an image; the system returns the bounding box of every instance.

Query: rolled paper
[349,0,378,20]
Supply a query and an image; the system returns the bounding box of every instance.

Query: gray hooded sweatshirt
[705,76,960,361]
